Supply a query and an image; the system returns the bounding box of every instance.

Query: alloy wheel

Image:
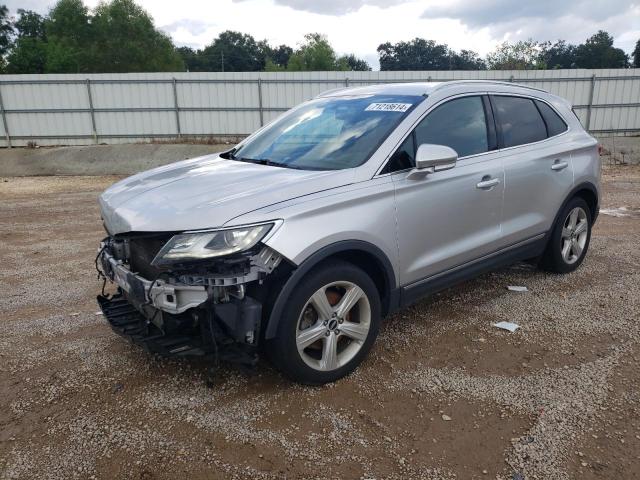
[560,206,588,264]
[295,281,371,372]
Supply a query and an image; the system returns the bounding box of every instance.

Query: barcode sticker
[365,103,412,112]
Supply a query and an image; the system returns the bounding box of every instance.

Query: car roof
[319,80,550,98]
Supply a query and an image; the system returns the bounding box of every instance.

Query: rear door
[490,95,573,245]
[388,94,505,287]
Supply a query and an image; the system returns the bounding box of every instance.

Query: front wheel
[266,260,381,385]
[540,197,592,273]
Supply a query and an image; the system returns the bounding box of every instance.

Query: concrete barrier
[0,143,228,176]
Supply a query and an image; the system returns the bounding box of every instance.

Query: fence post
[257,78,264,127]
[86,79,98,144]
[585,74,596,132]
[345,77,349,87]
[0,83,11,148]
[172,78,181,138]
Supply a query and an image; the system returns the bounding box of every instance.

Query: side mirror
[414,144,458,174]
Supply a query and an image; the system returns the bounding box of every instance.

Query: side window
[414,96,489,158]
[535,100,568,137]
[492,96,547,148]
[382,134,415,174]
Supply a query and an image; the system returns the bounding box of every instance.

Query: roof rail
[431,79,549,94]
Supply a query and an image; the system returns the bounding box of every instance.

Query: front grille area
[127,234,172,279]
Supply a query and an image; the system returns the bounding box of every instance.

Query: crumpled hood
[99,154,354,235]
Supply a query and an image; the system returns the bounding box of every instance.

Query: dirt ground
[1,167,639,480]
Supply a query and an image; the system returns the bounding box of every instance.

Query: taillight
[597,144,604,156]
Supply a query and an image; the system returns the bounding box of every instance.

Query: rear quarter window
[492,96,547,148]
[535,100,568,137]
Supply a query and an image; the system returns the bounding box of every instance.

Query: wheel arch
[572,183,599,223]
[544,181,599,251]
[263,240,398,340]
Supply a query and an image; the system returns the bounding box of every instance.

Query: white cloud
[3,0,639,69]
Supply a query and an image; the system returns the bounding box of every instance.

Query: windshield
[229,94,423,170]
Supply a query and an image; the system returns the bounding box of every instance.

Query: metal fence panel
[0,69,638,147]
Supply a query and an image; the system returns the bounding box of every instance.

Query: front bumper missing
[99,248,208,314]
[96,240,272,365]
[97,293,210,356]
[97,292,262,365]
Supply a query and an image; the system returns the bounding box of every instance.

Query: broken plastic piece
[493,321,519,332]
[507,285,528,292]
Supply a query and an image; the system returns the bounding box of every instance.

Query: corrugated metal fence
[0,69,638,147]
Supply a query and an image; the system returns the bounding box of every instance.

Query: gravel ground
[1,167,639,480]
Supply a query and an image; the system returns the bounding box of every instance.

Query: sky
[5,0,640,70]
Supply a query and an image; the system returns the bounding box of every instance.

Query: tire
[540,197,592,273]
[266,260,381,385]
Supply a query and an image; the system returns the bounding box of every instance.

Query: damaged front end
[96,224,285,369]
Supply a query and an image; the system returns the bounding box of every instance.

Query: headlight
[151,223,274,266]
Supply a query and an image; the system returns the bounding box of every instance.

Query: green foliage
[634,39,640,68]
[486,39,543,70]
[6,9,47,73]
[0,4,13,59]
[487,32,629,70]
[198,31,267,71]
[14,9,45,39]
[44,0,92,72]
[574,31,628,68]
[338,53,371,71]
[264,58,285,72]
[539,41,577,69]
[4,0,182,73]
[378,38,484,70]
[267,45,293,69]
[90,0,183,72]
[450,49,485,70]
[176,46,206,72]
[287,33,340,71]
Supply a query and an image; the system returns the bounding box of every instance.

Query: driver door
[389,95,504,290]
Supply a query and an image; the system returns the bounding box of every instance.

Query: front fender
[263,240,398,340]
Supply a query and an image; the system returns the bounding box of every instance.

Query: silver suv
[97,81,600,384]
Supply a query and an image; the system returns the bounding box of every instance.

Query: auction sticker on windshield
[365,102,412,112]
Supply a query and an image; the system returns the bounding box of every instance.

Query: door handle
[476,177,500,189]
[551,160,569,171]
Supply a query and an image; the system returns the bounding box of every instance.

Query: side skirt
[399,234,547,308]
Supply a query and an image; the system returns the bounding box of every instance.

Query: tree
[287,33,340,71]
[267,44,293,69]
[176,46,206,71]
[200,31,266,71]
[486,40,543,70]
[337,53,371,71]
[633,39,640,68]
[378,38,450,70]
[6,9,47,73]
[14,8,46,38]
[539,40,577,69]
[90,0,183,72]
[0,4,13,59]
[377,38,483,70]
[450,50,485,70]
[45,0,92,73]
[574,31,628,68]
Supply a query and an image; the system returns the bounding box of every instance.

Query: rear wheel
[541,197,592,273]
[267,260,381,384]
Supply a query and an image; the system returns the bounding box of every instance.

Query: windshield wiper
[236,157,304,170]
